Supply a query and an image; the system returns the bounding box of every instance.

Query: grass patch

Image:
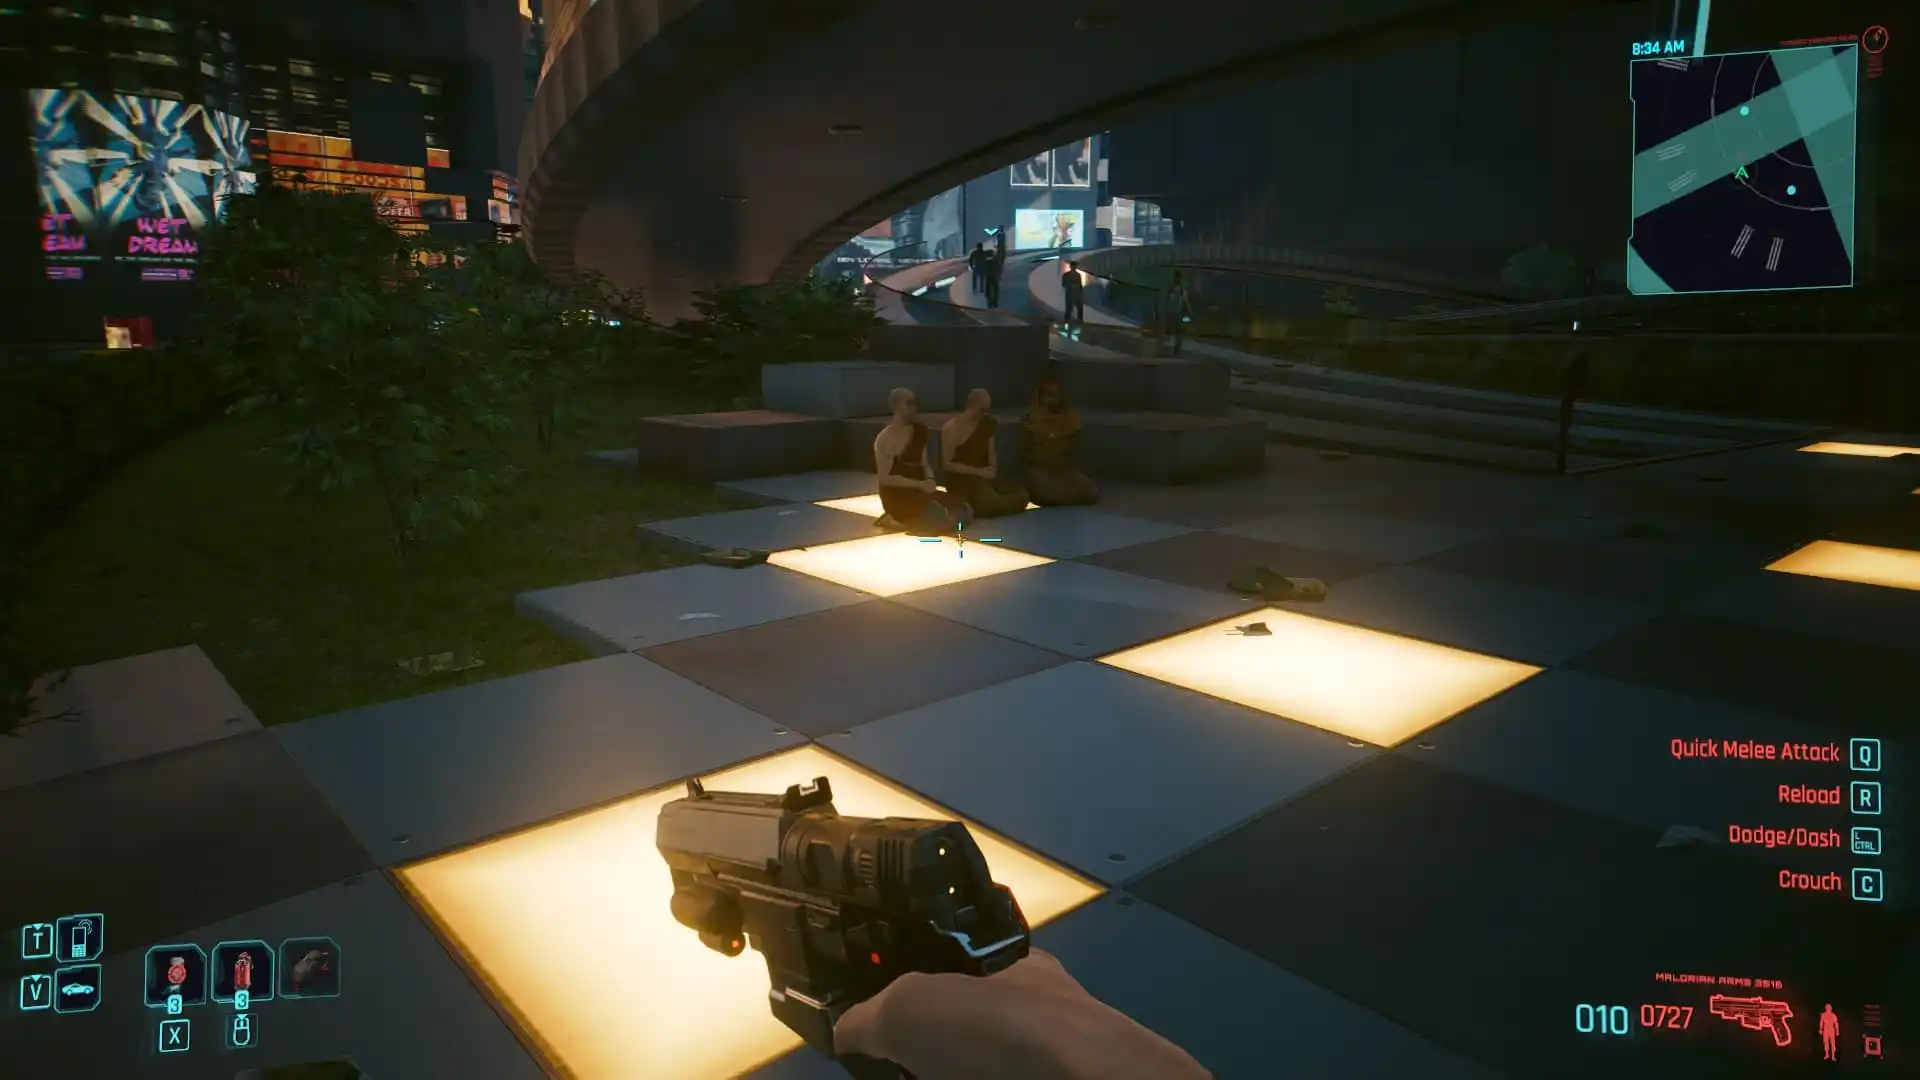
[11,384,753,725]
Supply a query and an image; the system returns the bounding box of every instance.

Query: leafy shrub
[198,188,522,566]
[669,276,881,397]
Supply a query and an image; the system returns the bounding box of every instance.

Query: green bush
[668,276,881,397]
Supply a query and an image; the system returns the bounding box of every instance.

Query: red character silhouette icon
[1820,1005,1840,1061]
[165,956,187,989]
[233,952,253,993]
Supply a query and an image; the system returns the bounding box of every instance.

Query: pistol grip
[839,1052,914,1080]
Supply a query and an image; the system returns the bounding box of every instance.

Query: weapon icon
[657,776,1031,1080]
[1709,994,1794,1047]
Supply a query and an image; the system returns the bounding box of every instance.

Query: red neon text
[1729,825,1842,850]
[1671,739,1841,762]
[1779,784,1841,805]
[1640,1004,1694,1029]
[1779,870,1844,892]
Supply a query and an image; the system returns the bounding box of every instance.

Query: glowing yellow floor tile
[816,491,1037,517]
[1799,441,1920,458]
[768,532,1050,597]
[1767,540,1920,592]
[397,745,1100,1080]
[1100,608,1541,747]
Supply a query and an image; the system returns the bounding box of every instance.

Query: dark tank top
[879,422,930,520]
[949,415,996,471]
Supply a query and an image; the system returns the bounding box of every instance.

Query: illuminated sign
[29,88,255,275]
[260,129,465,227]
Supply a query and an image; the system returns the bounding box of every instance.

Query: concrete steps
[1220,358,1822,471]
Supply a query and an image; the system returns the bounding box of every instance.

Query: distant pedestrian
[1166,270,1193,356]
[1061,260,1085,335]
[968,242,986,293]
[984,248,1003,307]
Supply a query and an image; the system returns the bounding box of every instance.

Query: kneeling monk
[940,389,1029,518]
[874,387,971,535]
[1022,377,1099,506]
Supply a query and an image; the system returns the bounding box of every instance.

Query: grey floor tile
[717,470,879,503]
[0,645,260,792]
[1687,568,1920,648]
[641,503,879,554]
[1035,893,1501,1080]
[642,602,1066,738]
[274,655,800,864]
[1081,530,1386,596]
[1128,756,1910,1080]
[835,663,1373,883]
[515,564,869,655]
[1401,669,1880,836]
[893,561,1258,658]
[1303,564,1656,666]
[0,731,372,965]
[1415,532,1747,606]
[1220,509,1486,563]
[1087,483,1356,530]
[1570,612,1920,736]
[0,874,543,1079]
[967,507,1193,559]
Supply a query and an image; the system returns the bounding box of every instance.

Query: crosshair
[918,521,1002,558]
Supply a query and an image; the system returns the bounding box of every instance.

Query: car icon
[62,982,95,996]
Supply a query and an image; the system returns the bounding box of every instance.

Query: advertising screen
[31,88,255,280]
[1051,138,1092,187]
[1013,208,1084,251]
[1008,150,1050,187]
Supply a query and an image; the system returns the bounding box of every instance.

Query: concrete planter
[1079,412,1266,484]
[1052,357,1232,416]
[761,361,954,419]
[634,410,840,481]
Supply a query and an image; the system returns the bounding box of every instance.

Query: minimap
[1628,45,1860,295]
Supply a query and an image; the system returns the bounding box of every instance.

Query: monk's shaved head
[889,387,915,410]
[967,388,991,410]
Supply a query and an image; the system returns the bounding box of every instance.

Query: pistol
[1708,993,1794,1047]
[655,776,1031,1080]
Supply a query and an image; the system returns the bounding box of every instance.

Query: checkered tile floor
[5,441,1918,1078]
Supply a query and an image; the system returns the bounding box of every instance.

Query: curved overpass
[520,0,1625,315]
[1070,243,1521,303]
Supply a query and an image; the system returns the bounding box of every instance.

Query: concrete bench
[634,410,840,481]
[1079,411,1266,484]
[866,324,1051,407]
[1051,356,1232,416]
[761,360,954,419]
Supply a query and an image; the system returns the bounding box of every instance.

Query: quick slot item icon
[53,914,103,963]
[212,941,274,1005]
[277,937,340,999]
[144,945,209,1010]
[52,965,102,1013]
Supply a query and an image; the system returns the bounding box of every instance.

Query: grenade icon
[234,952,253,992]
